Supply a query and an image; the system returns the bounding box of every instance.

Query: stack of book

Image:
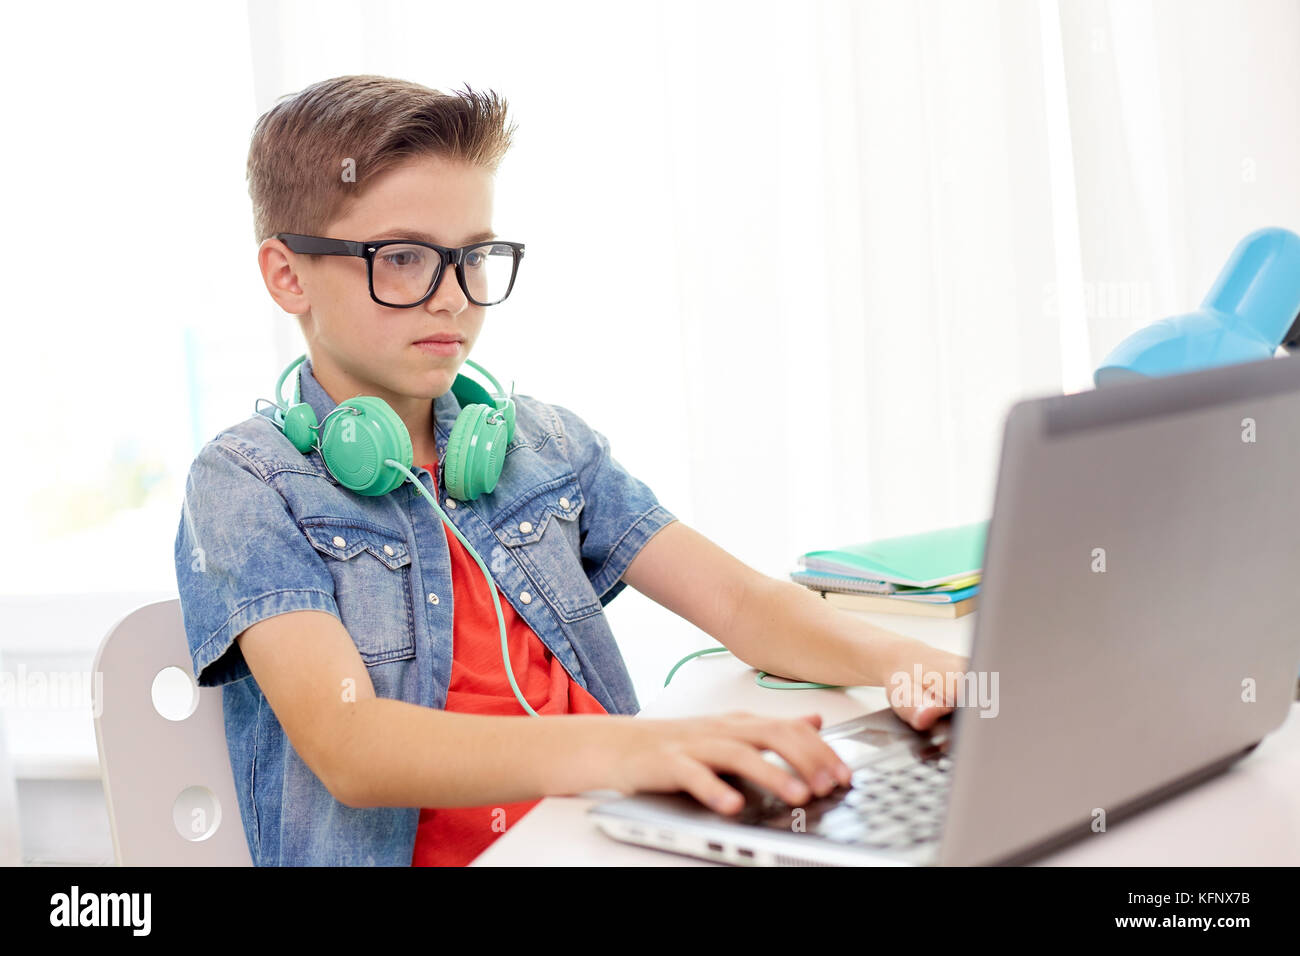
[790,520,988,619]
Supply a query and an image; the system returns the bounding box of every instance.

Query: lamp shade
[1094,227,1300,387]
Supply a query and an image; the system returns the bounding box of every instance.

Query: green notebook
[799,520,989,588]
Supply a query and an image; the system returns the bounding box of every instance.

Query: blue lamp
[1093,227,1300,387]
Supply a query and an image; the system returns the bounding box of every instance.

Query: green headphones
[263,352,516,501]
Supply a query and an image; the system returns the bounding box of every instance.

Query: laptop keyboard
[736,739,954,853]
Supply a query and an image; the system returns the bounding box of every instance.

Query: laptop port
[707,841,724,854]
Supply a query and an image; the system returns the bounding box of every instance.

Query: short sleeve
[174,439,340,687]
[549,402,678,606]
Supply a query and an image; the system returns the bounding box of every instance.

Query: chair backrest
[0,649,23,866]
[92,599,252,866]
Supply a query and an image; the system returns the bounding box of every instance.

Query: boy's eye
[378,247,428,270]
[465,250,485,269]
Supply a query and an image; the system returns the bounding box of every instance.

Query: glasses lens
[462,243,518,305]
[372,243,439,306]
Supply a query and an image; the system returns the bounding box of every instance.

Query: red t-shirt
[410,460,608,867]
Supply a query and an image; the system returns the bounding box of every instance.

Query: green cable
[754,671,840,690]
[388,458,541,717]
[663,647,841,690]
[663,647,731,686]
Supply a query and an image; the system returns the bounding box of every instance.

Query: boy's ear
[258,237,311,315]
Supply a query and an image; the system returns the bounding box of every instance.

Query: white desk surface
[473,610,1300,866]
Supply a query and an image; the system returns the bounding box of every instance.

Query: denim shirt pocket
[299,516,418,665]
[489,473,601,622]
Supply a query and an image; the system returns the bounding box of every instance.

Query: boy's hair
[246,74,516,244]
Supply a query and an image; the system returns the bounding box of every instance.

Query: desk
[473,610,1300,866]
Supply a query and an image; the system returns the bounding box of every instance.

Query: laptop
[589,352,1300,866]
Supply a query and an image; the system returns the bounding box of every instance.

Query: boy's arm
[237,609,610,807]
[237,609,853,811]
[619,521,968,727]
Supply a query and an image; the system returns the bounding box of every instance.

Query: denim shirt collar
[294,356,464,475]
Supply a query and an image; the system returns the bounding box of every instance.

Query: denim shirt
[173,357,677,865]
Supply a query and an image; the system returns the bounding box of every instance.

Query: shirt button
[519,521,533,534]
[446,499,457,509]
[559,497,570,510]
[520,591,532,604]
[427,593,440,605]
[332,535,346,548]
[383,545,395,556]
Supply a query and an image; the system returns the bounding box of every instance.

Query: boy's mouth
[413,335,464,355]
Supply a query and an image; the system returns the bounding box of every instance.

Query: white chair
[92,599,252,865]
[0,649,23,866]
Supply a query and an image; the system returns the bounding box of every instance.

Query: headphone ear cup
[444,404,508,501]
[443,404,486,501]
[477,410,509,495]
[319,396,412,496]
[283,402,318,454]
[451,365,516,447]
[497,398,516,446]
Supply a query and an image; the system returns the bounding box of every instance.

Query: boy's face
[262,154,496,411]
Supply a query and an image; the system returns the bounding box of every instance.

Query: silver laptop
[589,352,1300,866]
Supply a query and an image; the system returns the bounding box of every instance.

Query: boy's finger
[901,703,953,731]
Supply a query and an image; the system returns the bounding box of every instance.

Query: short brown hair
[246,75,516,244]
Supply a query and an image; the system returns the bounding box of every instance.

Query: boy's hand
[602,712,852,815]
[883,644,971,732]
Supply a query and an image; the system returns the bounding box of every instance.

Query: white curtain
[1058,0,1300,367]
[4,0,1298,706]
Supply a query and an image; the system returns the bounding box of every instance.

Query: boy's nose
[428,262,467,309]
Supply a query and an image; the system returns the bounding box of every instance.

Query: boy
[174,75,968,866]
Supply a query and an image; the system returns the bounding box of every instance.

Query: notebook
[821,590,979,619]
[789,570,980,596]
[798,520,988,588]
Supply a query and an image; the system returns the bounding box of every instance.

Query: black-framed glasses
[276,233,525,307]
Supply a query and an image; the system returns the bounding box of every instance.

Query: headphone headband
[262,352,515,498]
[274,354,308,426]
